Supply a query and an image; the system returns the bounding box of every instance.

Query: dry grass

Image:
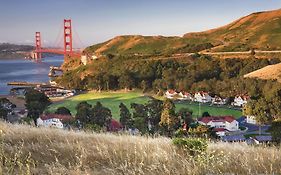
[1,121,281,175]
[244,63,281,82]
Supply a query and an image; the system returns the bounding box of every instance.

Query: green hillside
[84,9,281,55]
[84,35,213,56]
[184,9,281,51]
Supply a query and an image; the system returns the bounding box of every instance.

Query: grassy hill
[1,121,281,174]
[244,63,281,82]
[184,9,281,52]
[84,9,281,56]
[84,35,212,56]
[47,91,242,119]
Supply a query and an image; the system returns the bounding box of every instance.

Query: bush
[172,138,207,155]
[174,128,187,138]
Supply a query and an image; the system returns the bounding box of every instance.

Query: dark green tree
[55,107,72,115]
[25,89,51,125]
[0,107,8,120]
[177,108,193,126]
[131,103,148,133]
[269,120,281,144]
[118,71,135,90]
[91,102,112,128]
[202,111,210,117]
[119,103,133,129]
[75,101,92,126]
[146,99,163,132]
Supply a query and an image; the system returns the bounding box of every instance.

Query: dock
[7,81,47,87]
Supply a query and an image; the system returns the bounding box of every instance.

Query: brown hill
[244,63,281,82]
[184,9,281,52]
[85,9,281,55]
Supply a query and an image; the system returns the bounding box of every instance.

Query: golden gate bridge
[32,19,82,60]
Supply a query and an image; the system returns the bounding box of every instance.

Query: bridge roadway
[35,49,81,57]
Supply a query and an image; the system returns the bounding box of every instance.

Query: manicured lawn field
[47,91,150,119]
[47,91,242,120]
[176,102,242,118]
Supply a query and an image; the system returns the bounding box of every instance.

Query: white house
[194,92,212,103]
[37,114,74,129]
[81,55,88,65]
[178,92,194,101]
[246,115,257,124]
[212,96,226,105]
[198,116,239,136]
[232,95,250,107]
[165,90,178,99]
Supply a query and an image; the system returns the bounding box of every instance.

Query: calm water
[0,56,64,95]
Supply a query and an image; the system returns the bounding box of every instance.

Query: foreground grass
[48,91,242,119]
[1,121,281,175]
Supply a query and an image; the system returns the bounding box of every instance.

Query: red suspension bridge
[32,19,82,60]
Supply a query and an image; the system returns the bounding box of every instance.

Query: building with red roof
[198,116,239,136]
[165,89,178,99]
[37,114,74,129]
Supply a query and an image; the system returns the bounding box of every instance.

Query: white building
[165,90,178,99]
[198,116,239,136]
[37,114,73,129]
[194,92,212,103]
[178,92,194,101]
[232,95,250,107]
[246,115,257,124]
[212,96,226,105]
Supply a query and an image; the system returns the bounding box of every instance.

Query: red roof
[199,116,236,124]
[108,119,122,132]
[167,89,176,94]
[213,128,226,132]
[40,114,74,122]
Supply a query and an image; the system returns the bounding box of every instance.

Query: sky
[0,0,280,48]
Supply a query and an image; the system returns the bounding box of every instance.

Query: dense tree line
[58,55,281,122]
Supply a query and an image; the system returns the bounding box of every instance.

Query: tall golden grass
[0,121,281,175]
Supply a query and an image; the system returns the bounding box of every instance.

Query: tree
[131,103,148,133]
[119,103,133,129]
[91,102,112,128]
[75,101,92,126]
[202,111,210,117]
[25,89,51,125]
[0,107,8,120]
[177,108,193,127]
[146,99,163,132]
[159,99,179,135]
[118,71,135,90]
[269,120,281,144]
[55,107,72,115]
[244,98,271,135]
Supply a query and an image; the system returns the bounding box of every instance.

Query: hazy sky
[0,0,280,47]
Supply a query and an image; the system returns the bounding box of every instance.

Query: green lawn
[47,91,150,120]
[175,102,242,119]
[47,91,242,120]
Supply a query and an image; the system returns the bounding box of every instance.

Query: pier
[7,81,47,87]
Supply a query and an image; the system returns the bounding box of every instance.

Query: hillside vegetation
[184,9,281,52]
[85,9,281,55]
[0,43,34,59]
[244,63,281,82]
[84,35,213,56]
[1,121,281,174]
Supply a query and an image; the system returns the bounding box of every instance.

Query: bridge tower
[63,19,73,56]
[35,32,42,59]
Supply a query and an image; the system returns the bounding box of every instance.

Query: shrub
[172,137,207,155]
[174,128,187,138]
